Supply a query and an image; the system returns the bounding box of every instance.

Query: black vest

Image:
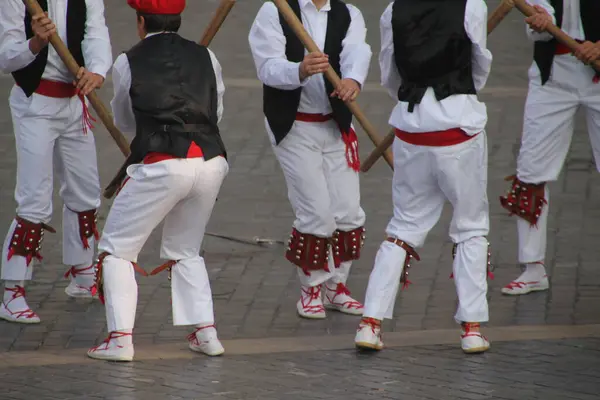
[391,0,475,112]
[263,0,352,144]
[534,0,600,85]
[12,0,86,97]
[125,33,226,165]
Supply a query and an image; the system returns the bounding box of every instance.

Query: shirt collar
[299,0,331,12]
[144,31,173,39]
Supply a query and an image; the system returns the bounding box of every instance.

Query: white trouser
[516,55,600,264]
[363,133,490,324]
[1,87,100,281]
[99,157,228,331]
[268,119,366,287]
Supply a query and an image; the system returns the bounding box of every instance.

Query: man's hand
[299,52,329,81]
[574,41,600,64]
[525,5,552,33]
[73,67,104,96]
[29,12,56,54]
[330,78,361,102]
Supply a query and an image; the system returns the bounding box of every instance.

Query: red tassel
[342,128,360,172]
[402,280,412,290]
[594,75,600,84]
[79,95,97,134]
[82,236,90,250]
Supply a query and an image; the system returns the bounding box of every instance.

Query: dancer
[0,0,112,323]
[499,0,600,295]
[87,0,228,362]
[356,0,493,353]
[248,0,371,319]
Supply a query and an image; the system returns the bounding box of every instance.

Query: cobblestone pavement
[0,0,599,398]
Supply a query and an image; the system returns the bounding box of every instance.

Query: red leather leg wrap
[6,217,56,266]
[499,176,546,226]
[285,228,331,276]
[77,209,100,249]
[332,227,365,266]
[386,237,420,290]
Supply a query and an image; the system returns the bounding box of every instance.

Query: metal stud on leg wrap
[285,229,331,276]
[6,217,56,266]
[499,176,546,226]
[77,209,100,249]
[332,227,366,267]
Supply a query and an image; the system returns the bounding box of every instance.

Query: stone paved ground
[0,0,599,398]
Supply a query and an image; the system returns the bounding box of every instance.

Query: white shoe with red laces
[87,331,134,362]
[461,323,490,354]
[188,325,225,356]
[323,282,363,316]
[501,274,549,295]
[64,265,96,299]
[0,286,40,324]
[355,318,383,351]
[297,285,326,319]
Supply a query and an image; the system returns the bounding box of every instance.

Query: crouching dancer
[355,0,493,354]
[87,0,228,361]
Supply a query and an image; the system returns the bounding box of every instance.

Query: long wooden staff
[513,0,600,73]
[23,0,131,157]
[103,0,237,199]
[272,0,394,169]
[360,0,516,173]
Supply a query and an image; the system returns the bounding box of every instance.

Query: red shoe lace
[325,283,363,310]
[187,324,216,346]
[358,317,382,336]
[461,322,486,339]
[89,331,132,352]
[503,277,545,290]
[2,286,37,319]
[300,286,325,314]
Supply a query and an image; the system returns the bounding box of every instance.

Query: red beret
[127,0,186,15]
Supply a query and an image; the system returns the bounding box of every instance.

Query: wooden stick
[103,0,237,199]
[23,0,131,157]
[272,0,394,169]
[360,0,515,173]
[513,0,600,72]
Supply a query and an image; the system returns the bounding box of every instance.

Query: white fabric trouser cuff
[517,186,549,264]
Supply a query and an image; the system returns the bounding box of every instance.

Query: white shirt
[0,0,112,81]
[248,0,372,115]
[525,0,584,42]
[110,33,225,136]
[380,0,492,135]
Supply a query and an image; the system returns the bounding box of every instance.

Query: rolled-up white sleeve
[379,3,402,100]
[83,0,113,78]
[110,54,136,136]
[0,0,37,74]
[524,0,555,42]
[340,5,372,87]
[248,2,308,90]
[208,48,225,124]
[465,0,493,92]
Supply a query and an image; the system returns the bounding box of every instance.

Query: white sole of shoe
[501,285,549,296]
[87,352,134,362]
[462,345,490,354]
[297,310,326,319]
[355,341,383,351]
[0,313,40,324]
[189,346,225,357]
[65,287,94,299]
[324,304,363,316]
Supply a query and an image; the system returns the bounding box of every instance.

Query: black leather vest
[263,0,352,144]
[12,0,86,97]
[125,33,226,165]
[533,0,600,85]
[392,0,476,112]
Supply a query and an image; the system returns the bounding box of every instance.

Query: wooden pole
[103,0,237,199]
[360,0,516,173]
[23,0,131,157]
[272,0,394,169]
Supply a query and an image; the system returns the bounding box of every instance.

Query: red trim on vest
[142,142,204,164]
[395,128,476,147]
[295,112,360,171]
